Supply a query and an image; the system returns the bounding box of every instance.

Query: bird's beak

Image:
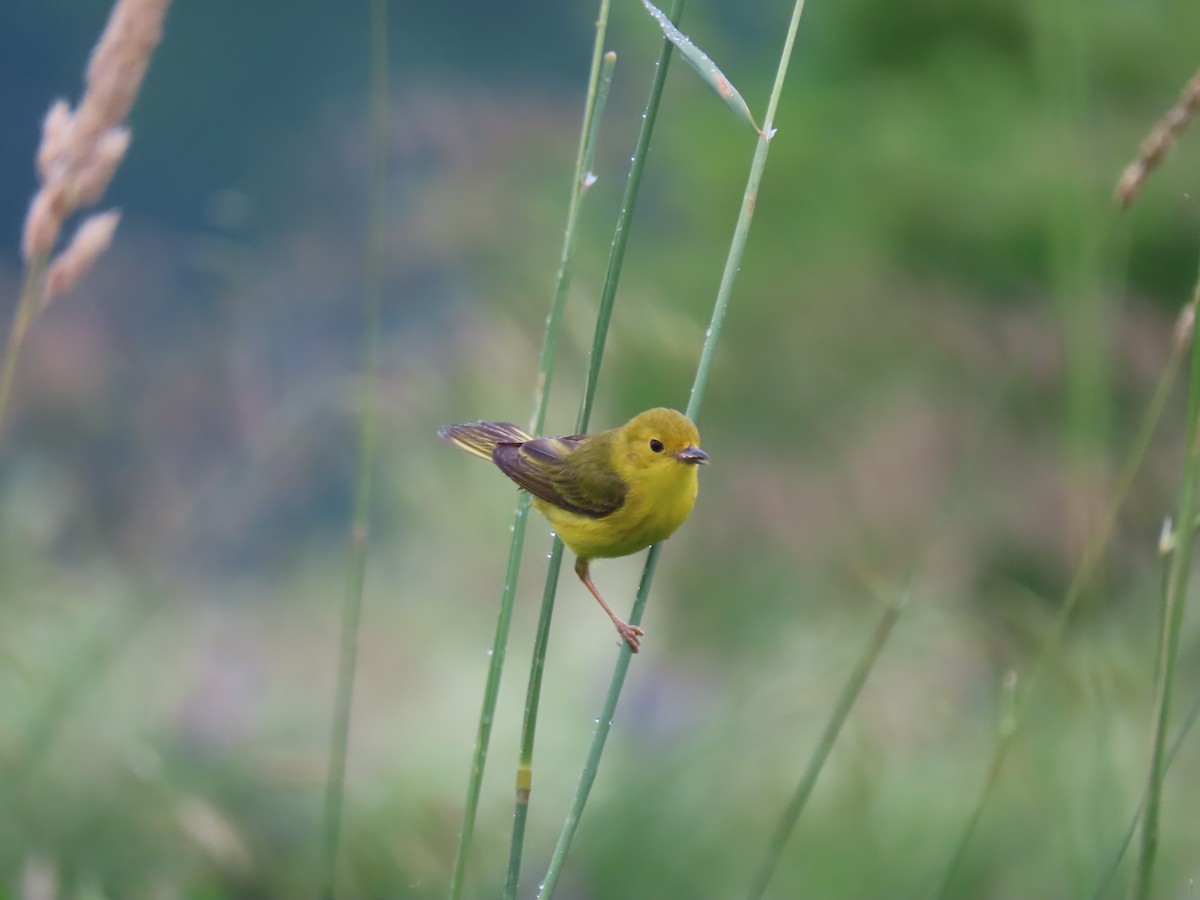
[675,445,709,465]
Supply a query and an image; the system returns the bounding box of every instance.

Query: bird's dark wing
[437,421,534,460]
[493,435,626,518]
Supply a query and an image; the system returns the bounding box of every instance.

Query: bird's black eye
[649,438,664,453]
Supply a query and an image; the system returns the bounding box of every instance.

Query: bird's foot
[615,621,645,653]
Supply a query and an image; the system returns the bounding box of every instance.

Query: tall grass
[6,3,1200,897]
[318,0,389,894]
[504,4,683,893]
[537,0,815,894]
[448,10,616,898]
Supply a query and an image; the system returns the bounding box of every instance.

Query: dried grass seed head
[41,210,122,305]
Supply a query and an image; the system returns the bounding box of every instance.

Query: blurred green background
[3,0,1200,897]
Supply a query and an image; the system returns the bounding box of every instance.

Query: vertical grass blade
[503,6,682,895]
[1092,671,1200,898]
[540,2,810,896]
[318,0,387,895]
[0,257,48,442]
[449,7,615,899]
[745,602,902,900]
[575,0,683,433]
[504,543,567,899]
[934,297,1192,897]
[1134,267,1200,899]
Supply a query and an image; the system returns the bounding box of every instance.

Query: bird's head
[618,407,709,472]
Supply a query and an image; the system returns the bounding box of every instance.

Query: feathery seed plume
[19,0,171,292]
[41,211,122,305]
[1115,67,1200,208]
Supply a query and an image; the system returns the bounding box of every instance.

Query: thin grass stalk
[1134,265,1200,900]
[934,300,1191,898]
[575,0,682,430]
[537,544,660,900]
[0,258,48,441]
[528,44,617,437]
[539,3,809,896]
[503,543,567,898]
[745,601,902,900]
[448,17,614,900]
[318,0,387,894]
[1092,672,1200,898]
[503,8,682,895]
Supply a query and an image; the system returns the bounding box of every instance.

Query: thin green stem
[504,8,681,895]
[0,255,48,442]
[504,543,567,898]
[540,2,809,896]
[1135,269,1200,900]
[448,9,614,899]
[745,601,903,900]
[687,1,806,420]
[576,0,681,431]
[538,544,661,900]
[529,37,616,439]
[1092,664,1200,899]
[318,0,387,895]
[935,301,1189,897]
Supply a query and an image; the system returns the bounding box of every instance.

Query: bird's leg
[575,557,644,653]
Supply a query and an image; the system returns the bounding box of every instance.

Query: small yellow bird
[438,407,708,652]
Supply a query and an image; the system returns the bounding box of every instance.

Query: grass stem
[449,9,614,898]
[318,0,387,894]
[0,256,48,442]
[745,601,902,900]
[540,2,809,895]
[504,6,681,893]
[1133,266,1200,899]
[935,297,1191,897]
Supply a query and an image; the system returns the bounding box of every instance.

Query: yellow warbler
[438,407,708,652]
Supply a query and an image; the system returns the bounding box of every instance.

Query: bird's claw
[616,621,645,653]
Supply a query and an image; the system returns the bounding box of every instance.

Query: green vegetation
[3,0,1200,897]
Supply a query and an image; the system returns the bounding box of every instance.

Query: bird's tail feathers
[437,421,533,460]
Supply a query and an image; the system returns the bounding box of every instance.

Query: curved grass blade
[639,0,760,134]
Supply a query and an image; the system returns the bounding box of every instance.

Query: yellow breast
[537,462,699,560]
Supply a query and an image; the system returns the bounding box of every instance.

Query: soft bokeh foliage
[3,0,1200,896]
